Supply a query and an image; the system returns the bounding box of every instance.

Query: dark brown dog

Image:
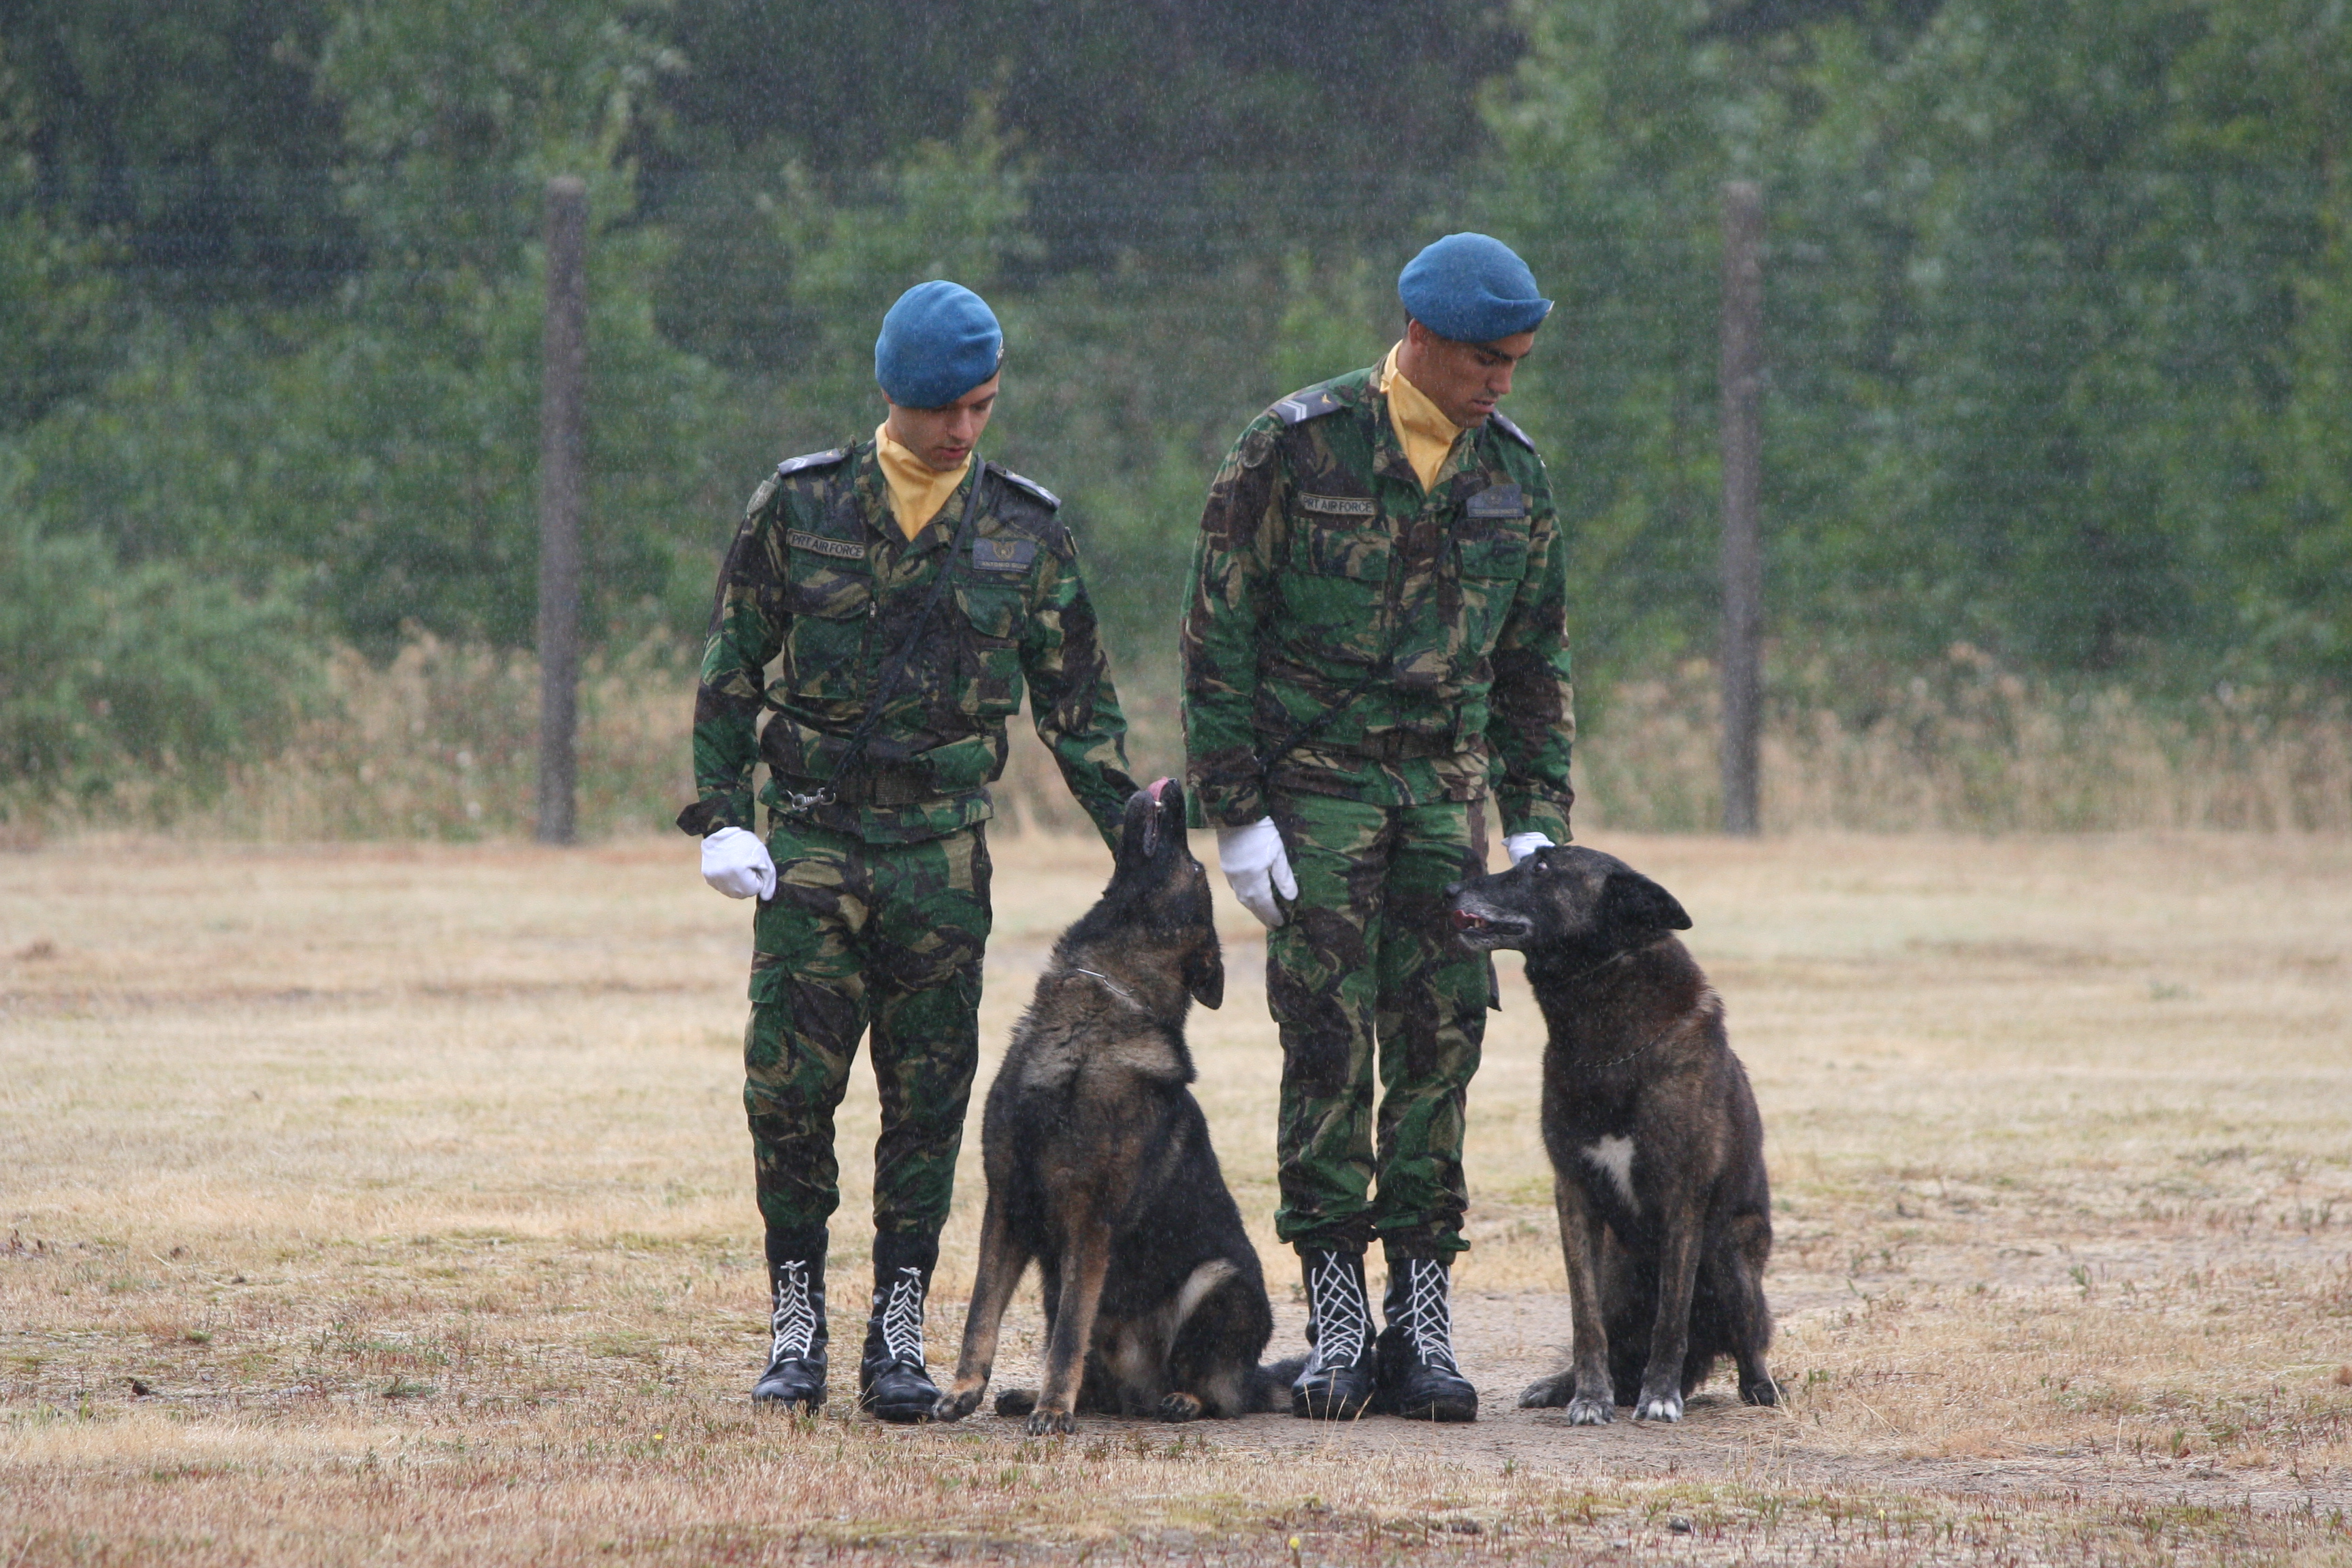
[933,779,1292,1435]
[1449,845,1776,1423]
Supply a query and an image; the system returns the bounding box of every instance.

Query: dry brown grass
[23,634,2342,843]
[3,830,2350,1565]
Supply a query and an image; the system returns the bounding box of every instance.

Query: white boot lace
[878,1265,926,1366]
[1402,1259,1459,1373]
[1308,1254,1370,1366]
[768,1260,816,1363]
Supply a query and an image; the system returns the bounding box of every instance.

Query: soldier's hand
[701,826,778,900]
[1216,817,1296,928]
[1504,832,1555,866]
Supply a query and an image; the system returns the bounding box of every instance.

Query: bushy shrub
[0,518,315,820]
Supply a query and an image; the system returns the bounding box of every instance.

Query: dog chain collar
[1071,968,1143,1011]
[1558,935,1675,989]
[1588,1020,1680,1072]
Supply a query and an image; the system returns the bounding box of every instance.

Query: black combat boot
[1290,1249,1377,1420]
[751,1226,828,1410]
[1372,1255,1478,1422]
[858,1232,941,1423]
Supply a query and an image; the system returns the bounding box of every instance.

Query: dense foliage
[1,0,2345,806]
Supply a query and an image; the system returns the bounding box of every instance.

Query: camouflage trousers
[1266,789,1490,1260]
[742,819,992,1239]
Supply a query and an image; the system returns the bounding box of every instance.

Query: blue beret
[1398,233,1552,344]
[875,281,1004,408]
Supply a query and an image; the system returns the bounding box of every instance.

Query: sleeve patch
[970,536,1038,573]
[777,447,848,478]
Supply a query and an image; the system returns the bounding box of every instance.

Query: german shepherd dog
[934,779,1293,1435]
[1449,845,1777,1423]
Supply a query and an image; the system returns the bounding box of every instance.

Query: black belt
[1322,729,1463,764]
[778,762,942,808]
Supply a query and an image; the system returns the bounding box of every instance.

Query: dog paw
[1634,1390,1684,1423]
[1518,1372,1575,1409]
[992,1387,1036,1418]
[932,1385,984,1423]
[1566,1396,1614,1425]
[1740,1377,1780,1407]
[1025,1406,1077,1437]
[1157,1392,1203,1424]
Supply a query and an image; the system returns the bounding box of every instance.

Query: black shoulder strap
[1271,386,1346,426]
[993,463,1060,508]
[776,446,849,479]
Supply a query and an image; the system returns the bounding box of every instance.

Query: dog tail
[1249,1356,1307,1414]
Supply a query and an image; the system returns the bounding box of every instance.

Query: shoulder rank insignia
[1486,411,1535,451]
[990,464,1060,508]
[970,536,1038,574]
[1271,387,1347,425]
[775,447,848,479]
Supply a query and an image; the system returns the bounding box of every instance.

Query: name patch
[787,530,866,561]
[970,536,1038,573]
[1300,493,1379,519]
[1464,485,1526,519]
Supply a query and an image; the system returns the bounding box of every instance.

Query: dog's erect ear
[1182,941,1225,1011]
[1599,869,1691,941]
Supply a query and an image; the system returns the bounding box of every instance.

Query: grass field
[3,829,2349,1565]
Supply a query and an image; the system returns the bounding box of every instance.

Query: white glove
[700,826,777,900]
[1217,817,1298,929]
[1504,832,1555,866]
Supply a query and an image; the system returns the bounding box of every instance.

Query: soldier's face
[883,374,1002,471]
[1400,321,1539,428]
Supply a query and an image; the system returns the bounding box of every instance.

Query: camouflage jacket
[1181,363,1575,840]
[682,440,1137,847]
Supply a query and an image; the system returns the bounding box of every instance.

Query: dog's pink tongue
[1452,909,1487,930]
[1145,777,1171,803]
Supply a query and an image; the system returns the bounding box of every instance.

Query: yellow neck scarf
[873,422,971,542]
[1377,343,1465,494]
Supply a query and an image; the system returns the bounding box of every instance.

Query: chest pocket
[1452,484,1531,663]
[782,532,873,706]
[1456,533,1529,581]
[952,574,1028,721]
[1280,491,1393,667]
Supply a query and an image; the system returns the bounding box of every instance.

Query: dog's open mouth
[1450,901,1533,949]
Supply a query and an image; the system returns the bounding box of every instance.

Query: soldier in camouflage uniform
[1181,235,1575,1423]
[683,281,1137,1420]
